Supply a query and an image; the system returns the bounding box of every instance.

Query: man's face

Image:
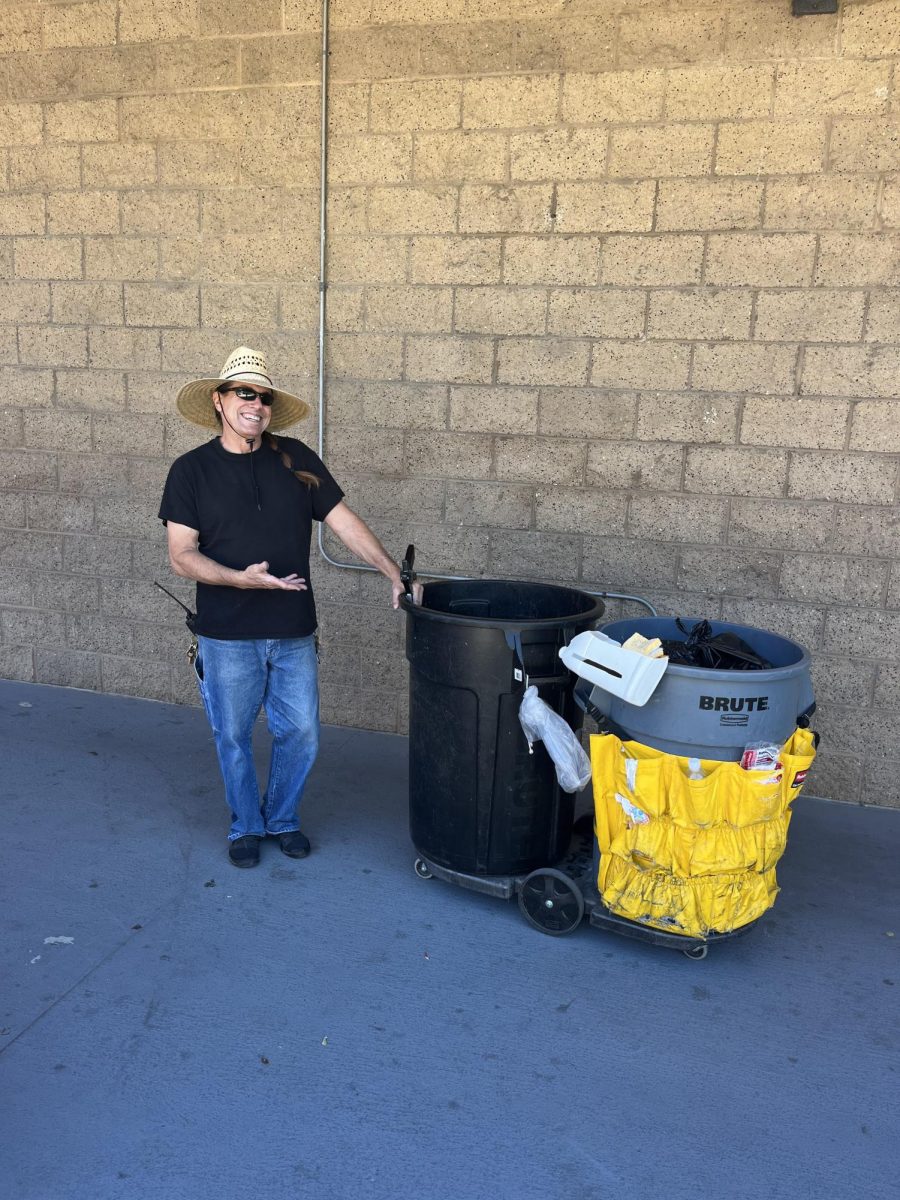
[213,381,274,440]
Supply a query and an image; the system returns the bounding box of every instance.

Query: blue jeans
[195,635,320,841]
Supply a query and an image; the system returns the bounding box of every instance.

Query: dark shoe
[228,835,261,868]
[278,830,310,859]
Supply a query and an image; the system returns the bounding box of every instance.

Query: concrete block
[724,2,838,62]
[100,576,173,624]
[866,288,900,344]
[101,655,172,703]
[459,184,554,234]
[788,452,896,505]
[242,134,320,189]
[494,435,584,485]
[32,573,100,614]
[716,121,826,176]
[414,130,508,183]
[56,371,127,412]
[0,528,63,571]
[874,663,900,709]
[323,427,405,477]
[200,188,285,237]
[555,182,655,235]
[850,401,900,454]
[57,454,129,498]
[0,407,23,445]
[0,493,26,530]
[0,102,43,146]
[35,649,101,691]
[419,21,514,77]
[656,178,763,232]
[445,480,533,529]
[371,80,462,132]
[692,343,797,395]
[619,10,724,66]
[462,76,559,130]
[362,285,449,334]
[582,535,678,591]
[601,235,702,286]
[823,607,900,661]
[123,191,199,236]
[629,494,727,545]
[79,45,155,95]
[19,326,87,369]
[9,146,80,190]
[89,328,161,371]
[764,175,879,232]
[454,286,544,336]
[504,236,600,286]
[830,118,900,173]
[14,237,82,280]
[7,50,80,102]
[497,337,589,387]
[45,99,117,143]
[728,498,833,552]
[741,396,849,451]
[510,130,609,182]
[755,289,865,343]
[329,25,420,81]
[0,447,57,487]
[0,280,48,321]
[342,476,444,523]
[160,142,242,188]
[776,61,891,119]
[51,281,122,325]
[411,237,501,285]
[648,288,752,341]
[370,186,458,235]
[323,287,366,334]
[815,235,900,287]
[513,14,616,73]
[706,233,816,287]
[0,646,34,682]
[562,69,665,125]
[124,283,200,328]
[406,335,494,384]
[330,135,411,186]
[42,1,117,49]
[2,608,67,646]
[92,414,165,458]
[636,393,738,443]
[842,0,900,56]
[94,495,160,537]
[685,445,787,498]
[591,340,690,391]
[546,288,643,340]
[329,237,409,285]
[487,529,579,582]
[719,598,825,651]
[326,333,403,381]
[609,124,714,178]
[780,554,888,607]
[449,385,537,434]
[540,387,636,440]
[240,34,318,86]
[666,66,775,120]
[0,367,53,408]
[801,345,900,399]
[534,487,626,536]
[0,329,17,363]
[200,283,278,329]
[0,194,45,236]
[27,493,94,533]
[404,431,493,479]
[677,548,780,599]
[84,237,158,282]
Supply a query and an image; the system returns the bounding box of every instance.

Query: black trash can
[401,579,604,876]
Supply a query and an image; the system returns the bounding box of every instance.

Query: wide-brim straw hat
[176,346,311,431]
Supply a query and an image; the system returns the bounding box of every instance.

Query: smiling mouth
[240,412,263,423]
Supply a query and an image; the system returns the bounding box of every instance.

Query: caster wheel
[518,869,585,937]
[414,858,433,880]
[683,944,708,960]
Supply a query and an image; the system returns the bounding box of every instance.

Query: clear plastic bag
[518,685,592,793]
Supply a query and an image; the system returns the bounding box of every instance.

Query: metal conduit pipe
[312,0,656,618]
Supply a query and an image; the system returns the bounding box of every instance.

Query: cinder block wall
[1,0,898,807]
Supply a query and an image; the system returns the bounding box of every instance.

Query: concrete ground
[0,678,897,1200]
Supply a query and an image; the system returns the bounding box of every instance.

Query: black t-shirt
[158,436,344,639]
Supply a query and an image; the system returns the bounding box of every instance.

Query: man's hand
[391,579,424,610]
[241,562,307,591]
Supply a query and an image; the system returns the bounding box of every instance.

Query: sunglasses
[219,385,274,406]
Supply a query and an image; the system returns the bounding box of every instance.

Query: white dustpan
[559,630,668,707]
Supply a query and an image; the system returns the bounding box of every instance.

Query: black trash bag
[661,619,773,671]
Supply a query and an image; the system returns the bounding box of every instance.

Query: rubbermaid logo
[699,695,769,712]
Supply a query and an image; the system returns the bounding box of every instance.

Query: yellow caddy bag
[590,728,816,939]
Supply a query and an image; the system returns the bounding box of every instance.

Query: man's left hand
[392,579,424,610]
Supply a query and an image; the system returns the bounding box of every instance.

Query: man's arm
[324,501,420,609]
[166,522,307,591]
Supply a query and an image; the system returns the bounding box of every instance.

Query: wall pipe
[312,0,656,618]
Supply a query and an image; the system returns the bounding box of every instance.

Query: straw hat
[176,346,310,431]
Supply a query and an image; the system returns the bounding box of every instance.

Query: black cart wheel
[414,858,433,880]
[683,944,708,961]
[518,869,585,937]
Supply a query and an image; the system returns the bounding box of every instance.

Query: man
[159,347,421,868]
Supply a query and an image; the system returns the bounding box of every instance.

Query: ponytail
[263,432,320,488]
